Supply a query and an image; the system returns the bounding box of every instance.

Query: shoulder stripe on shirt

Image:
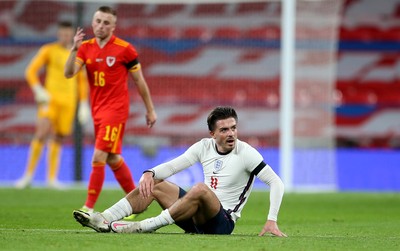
[226,173,255,215]
[251,161,267,176]
[82,38,95,45]
[226,161,267,215]
[113,38,129,47]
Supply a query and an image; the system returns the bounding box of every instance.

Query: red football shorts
[94,122,126,154]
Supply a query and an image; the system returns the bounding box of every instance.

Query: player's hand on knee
[32,84,50,104]
[258,220,287,237]
[139,172,154,199]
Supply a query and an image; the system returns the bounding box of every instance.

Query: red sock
[85,162,105,209]
[110,158,135,194]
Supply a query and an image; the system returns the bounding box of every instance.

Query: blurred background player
[15,21,89,189]
[65,6,157,212]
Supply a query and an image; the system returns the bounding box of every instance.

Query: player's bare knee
[34,135,47,143]
[151,180,168,197]
[188,183,211,198]
[106,154,121,166]
[92,150,108,163]
[54,134,65,144]
[34,129,49,142]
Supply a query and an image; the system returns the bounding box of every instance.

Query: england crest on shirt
[213,160,223,174]
[106,56,116,67]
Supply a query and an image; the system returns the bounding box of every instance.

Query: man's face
[57,27,74,46]
[92,11,116,40]
[210,117,237,153]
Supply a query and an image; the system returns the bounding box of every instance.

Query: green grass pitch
[0,188,399,251]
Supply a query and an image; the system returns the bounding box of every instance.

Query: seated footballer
[73,106,286,237]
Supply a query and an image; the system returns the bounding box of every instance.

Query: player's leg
[110,182,223,234]
[138,182,222,233]
[168,182,221,224]
[107,153,137,220]
[102,179,180,221]
[105,123,135,194]
[82,148,107,211]
[15,104,53,188]
[46,134,64,188]
[46,102,75,188]
[81,122,121,211]
[73,179,179,232]
[107,154,135,194]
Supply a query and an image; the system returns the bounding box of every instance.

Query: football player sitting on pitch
[73,106,286,237]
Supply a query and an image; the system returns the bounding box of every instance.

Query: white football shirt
[151,138,283,222]
[184,138,265,222]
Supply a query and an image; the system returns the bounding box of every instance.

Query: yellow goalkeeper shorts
[37,100,77,136]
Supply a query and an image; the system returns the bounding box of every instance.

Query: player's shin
[140,209,174,232]
[103,197,133,222]
[110,159,135,193]
[85,162,106,209]
[47,140,62,183]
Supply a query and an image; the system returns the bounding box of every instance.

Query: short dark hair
[207,106,238,131]
[98,6,117,17]
[57,20,73,28]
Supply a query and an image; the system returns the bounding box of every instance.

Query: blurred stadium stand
[0,0,400,148]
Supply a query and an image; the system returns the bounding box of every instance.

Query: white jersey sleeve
[150,141,203,180]
[255,165,284,221]
[239,142,265,173]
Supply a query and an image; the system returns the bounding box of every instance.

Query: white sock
[102,198,133,222]
[140,209,175,232]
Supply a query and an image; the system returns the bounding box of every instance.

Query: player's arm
[130,66,157,128]
[25,45,50,104]
[139,141,202,198]
[255,164,287,237]
[140,153,193,198]
[65,27,85,78]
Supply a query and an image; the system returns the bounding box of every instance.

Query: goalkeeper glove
[32,84,50,104]
[78,100,91,125]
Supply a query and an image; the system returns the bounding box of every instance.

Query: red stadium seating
[193,3,226,15]
[236,2,268,14]
[244,26,280,40]
[381,26,400,41]
[1,0,400,147]
[15,1,74,32]
[213,26,241,40]
[181,26,212,41]
[149,4,185,17]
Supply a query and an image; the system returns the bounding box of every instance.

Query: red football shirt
[76,35,140,124]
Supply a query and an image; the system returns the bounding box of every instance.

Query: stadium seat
[15,1,73,32]
[244,26,280,40]
[149,4,185,17]
[181,26,212,41]
[116,25,147,39]
[0,24,9,37]
[146,26,180,40]
[352,25,384,41]
[236,2,268,14]
[193,3,226,15]
[116,3,147,19]
[213,26,241,40]
[339,87,378,105]
[339,26,355,41]
[381,26,400,41]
